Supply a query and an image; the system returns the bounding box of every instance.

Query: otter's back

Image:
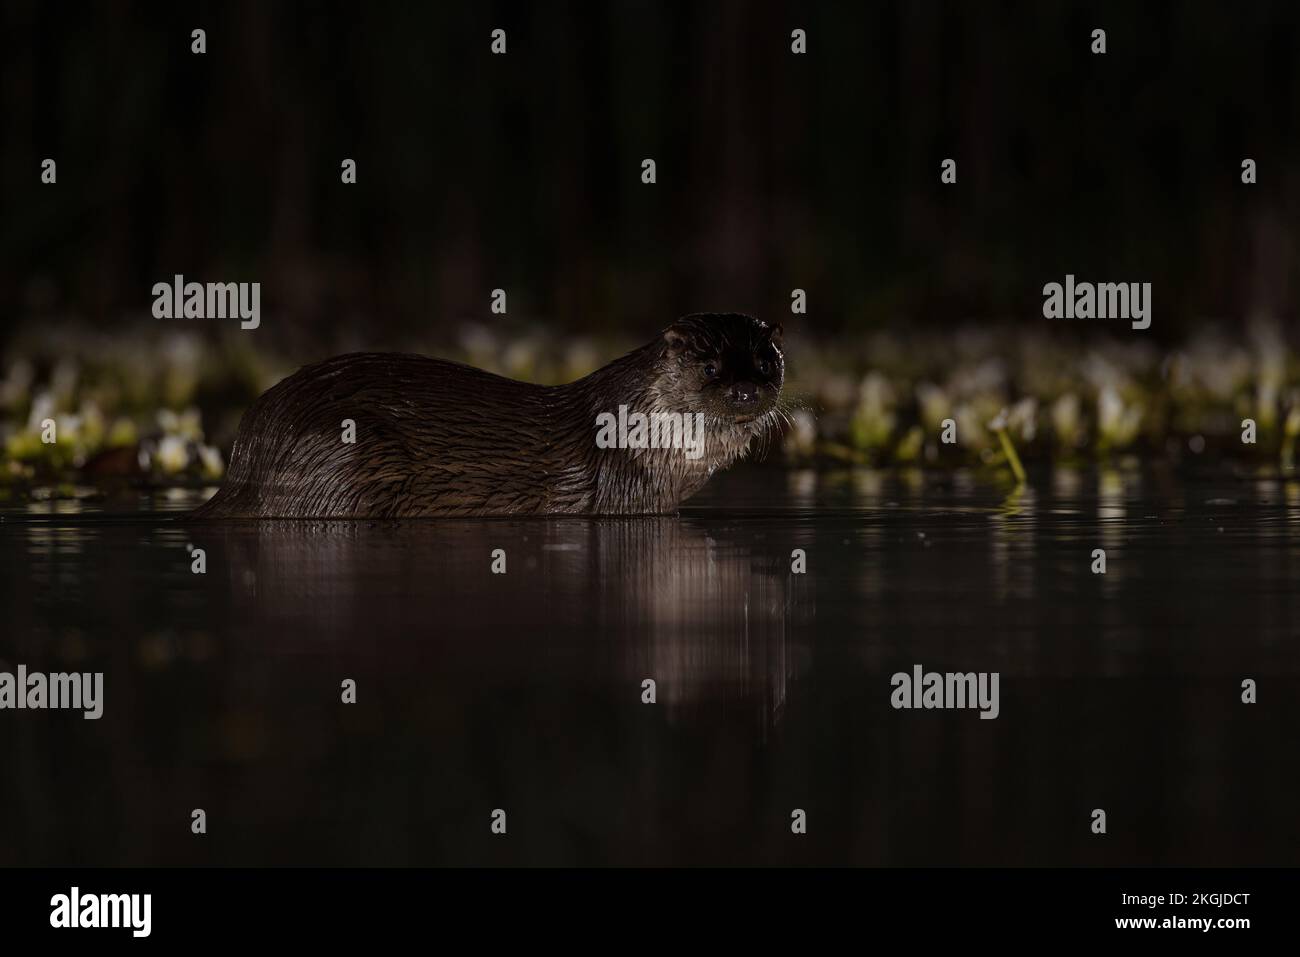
[199,353,571,517]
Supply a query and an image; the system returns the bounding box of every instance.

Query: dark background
[3,0,1299,350]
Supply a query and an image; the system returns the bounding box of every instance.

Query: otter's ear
[767,323,784,348]
[663,326,691,356]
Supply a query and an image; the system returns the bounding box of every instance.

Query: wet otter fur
[194,313,785,518]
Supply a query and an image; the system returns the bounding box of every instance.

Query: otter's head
[659,313,784,426]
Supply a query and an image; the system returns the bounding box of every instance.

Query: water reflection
[1,467,1297,865]
[190,516,801,726]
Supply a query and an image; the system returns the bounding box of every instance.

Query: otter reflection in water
[203,516,805,724]
[195,313,786,518]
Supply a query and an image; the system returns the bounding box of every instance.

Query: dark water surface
[1,466,1297,866]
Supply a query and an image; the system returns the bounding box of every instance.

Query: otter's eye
[756,358,772,377]
[703,363,718,379]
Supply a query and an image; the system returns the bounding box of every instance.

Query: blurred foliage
[3,319,1299,492]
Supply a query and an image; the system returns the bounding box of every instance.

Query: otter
[194,313,785,518]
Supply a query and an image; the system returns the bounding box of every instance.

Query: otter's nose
[730,381,761,404]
